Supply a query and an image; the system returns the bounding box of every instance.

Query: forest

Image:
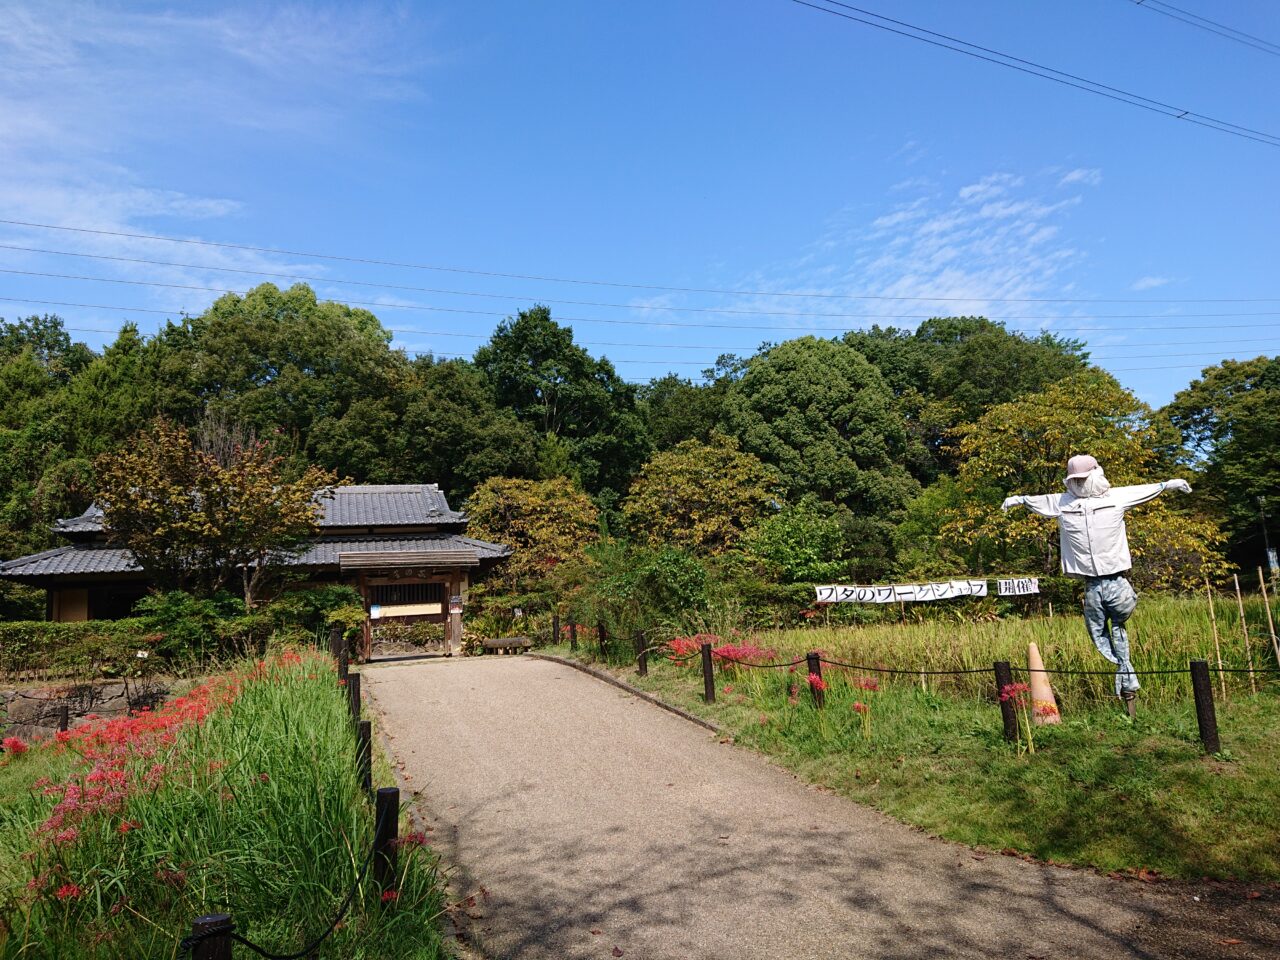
[1,281,1276,627]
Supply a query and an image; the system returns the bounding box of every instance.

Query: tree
[637,373,730,451]
[464,476,600,603]
[742,495,858,583]
[937,372,1228,589]
[721,336,919,566]
[622,435,781,556]
[1164,356,1280,567]
[95,419,338,604]
[473,306,647,497]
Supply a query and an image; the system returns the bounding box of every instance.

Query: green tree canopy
[464,476,600,603]
[622,435,781,556]
[722,335,920,527]
[1164,356,1280,567]
[473,306,647,497]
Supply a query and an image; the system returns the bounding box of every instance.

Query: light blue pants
[1083,574,1140,697]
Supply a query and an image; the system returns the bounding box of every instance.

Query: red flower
[394,831,427,849]
[1034,703,1060,719]
[852,701,869,715]
[999,683,1031,707]
[854,677,880,692]
[258,772,270,783]
[55,883,82,900]
[338,679,348,687]
[3,736,29,755]
[381,889,400,903]
[806,673,828,692]
[118,820,139,834]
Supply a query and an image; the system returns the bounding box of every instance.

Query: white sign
[997,577,1040,596]
[815,580,989,604]
[369,604,382,620]
[1269,547,1279,574]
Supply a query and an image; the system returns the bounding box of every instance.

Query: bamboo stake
[1260,568,1280,669]
[1205,578,1227,702]
[1233,574,1257,694]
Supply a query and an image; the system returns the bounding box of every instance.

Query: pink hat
[1065,454,1099,480]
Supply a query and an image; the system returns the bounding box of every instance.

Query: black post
[1190,659,1220,754]
[357,719,373,795]
[347,672,361,725]
[552,611,560,647]
[994,661,1018,742]
[190,913,234,960]
[569,620,578,652]
[701,642,716,703]
[806,652,825,708]
[374,786,400,895]
[634,631,648,677]
[598,621,608,660]
[57,704,69,733]
[329,623,343,661]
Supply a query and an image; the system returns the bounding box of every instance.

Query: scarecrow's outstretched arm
[1001,493,1062,517]
[1112,479,1192,511]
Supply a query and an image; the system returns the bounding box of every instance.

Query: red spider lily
[852,701,869,715]
[55,730,72,744]
[381,889,400,903]
[53,827,79,845]
[393,831,427,849]
[854,677,880,692]
[758,713,770,725]
[999,683,1031,708]
[55,883,82,900]
[1034,702,1060,719]
[3,736,29,755]
[338,678,348,687]
[258,772,270,783]
[806,673,828,692]
[722,684,734,695]
[118,820,139,834]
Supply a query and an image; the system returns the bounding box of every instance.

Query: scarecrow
[1002,455,1191,714]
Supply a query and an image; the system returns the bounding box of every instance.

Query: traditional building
[0,485,510,653]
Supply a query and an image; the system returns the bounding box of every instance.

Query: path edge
[525,653,721,734]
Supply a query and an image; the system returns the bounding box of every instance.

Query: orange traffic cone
[1027,642,1061,725]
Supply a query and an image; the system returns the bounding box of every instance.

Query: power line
[1128,0,1280,58]
[788,0,1280,147]
[8,288,1280,337]
[5,243,1280,322]
[3,217,1279,304]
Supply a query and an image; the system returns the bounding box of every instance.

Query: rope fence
[636,635,1278,756]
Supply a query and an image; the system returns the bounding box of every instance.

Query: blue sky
[1,0,1277,406]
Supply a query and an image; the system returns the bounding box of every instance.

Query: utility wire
[5,243,1280,322]
[3,217,1279,304]
[788,0,1280,147]
[9,273,1280,334]
[1128,0,1280,58]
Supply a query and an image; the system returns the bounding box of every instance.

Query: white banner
[815,580,989,604]
[997,577,1040,596]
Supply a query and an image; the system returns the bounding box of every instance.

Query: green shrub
[0,619,158,679]
[370,620,446,647]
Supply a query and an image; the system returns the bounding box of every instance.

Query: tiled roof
[51,484,465,536]
[318,485,464,527]
[0,534,509,581]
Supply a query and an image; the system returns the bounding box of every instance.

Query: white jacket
[1005,482,1176,578]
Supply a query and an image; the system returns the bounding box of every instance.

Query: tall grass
[0,648,446,959]
[754,593,1279,708]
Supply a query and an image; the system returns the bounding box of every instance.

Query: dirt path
[363,656,1276,960]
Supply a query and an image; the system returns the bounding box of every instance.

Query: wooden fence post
[347,673,361,725]
[597,621,608,660]
[701,642,715,703]
[329,623,343,661]
[994,661,1017,742]
[634,631,648,677]
[805,652,825,708]
[189,913,233,960]
[1190,659,1220,754]
[374,786,400,896]
[57,704,69,733]
[357,720,372,795]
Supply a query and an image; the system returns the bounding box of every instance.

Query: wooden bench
[482,637,532,656]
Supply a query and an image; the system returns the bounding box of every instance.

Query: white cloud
[0,2,440,319]
[1059,167,1102,187]
[1131,275,1171,291]
[958,173,1023,203]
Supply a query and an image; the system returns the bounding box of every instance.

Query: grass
[543,593,1280,881]
[0,648,448,959]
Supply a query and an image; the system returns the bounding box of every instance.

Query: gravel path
[363,656,1277,960]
